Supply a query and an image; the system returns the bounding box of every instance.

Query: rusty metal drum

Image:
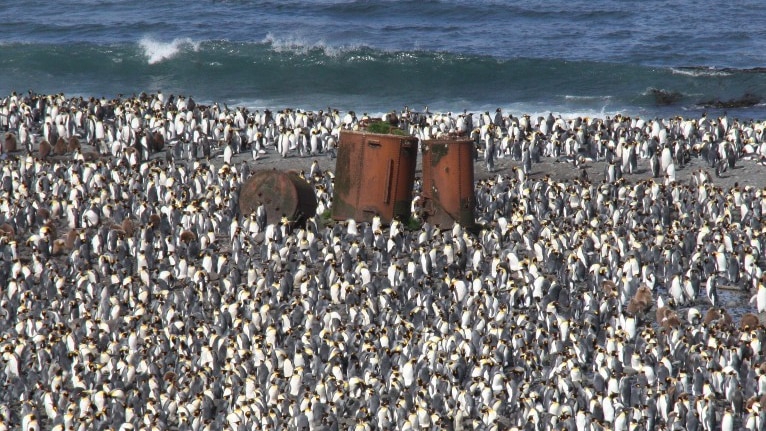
[420,138,477,228]
[238,170,317,226]
[332,130,419,224]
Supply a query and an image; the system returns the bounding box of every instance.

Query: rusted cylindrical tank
[239,170,317,226]
[420,138,476,228]
[332,130,419,224]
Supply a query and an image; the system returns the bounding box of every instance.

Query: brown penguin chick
[64,229,79,250]
[655,306,669,326]
[68,136,81,153]
[148,214,162,228]
[625,297,643,316]
[122,218,136,237]
[633,285,653,309]
[601,280,617,297]
[36,207,51,222]
[0,223,15,239]
[703,308,721,325]
[626,285,654,316]
[180,230,197,244]
[151,130,165,152]
[656,307,680,330]
[739,313,760,331]
[51,238,68,256]
[3,132,17,153]
[53,136,68,155]
[38,139,52,159]
[661,311,681,330]
[703,307,732,328]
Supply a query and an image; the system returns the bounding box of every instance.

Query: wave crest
[261,32,364,58]
[670,67,732,77]
[139,36,200,64]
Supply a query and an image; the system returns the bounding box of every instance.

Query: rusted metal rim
[239,169,317,226]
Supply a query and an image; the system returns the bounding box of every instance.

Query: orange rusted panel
[420,138,476,228]
[239,170,317,226]
[332,130,419,224]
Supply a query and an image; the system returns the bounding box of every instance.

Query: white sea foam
[262,32,362,58]
[670,67,732,77]
[139,36,200,64]
[563,95,613,101]
[422,101,627,122]
[517,109,624,121]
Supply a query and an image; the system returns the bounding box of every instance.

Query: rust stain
[421,138,477,228]
[238,170,317,226]
[332,130,418,224]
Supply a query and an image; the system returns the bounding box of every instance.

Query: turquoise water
[1,0,765,118]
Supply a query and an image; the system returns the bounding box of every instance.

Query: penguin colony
[1,92,766,431]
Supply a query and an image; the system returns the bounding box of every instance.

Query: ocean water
[2,0,766,119]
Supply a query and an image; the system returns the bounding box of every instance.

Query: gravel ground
[200,139,766,192]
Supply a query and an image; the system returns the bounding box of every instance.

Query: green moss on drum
[429,143,448,165]
[366,121,407,136]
